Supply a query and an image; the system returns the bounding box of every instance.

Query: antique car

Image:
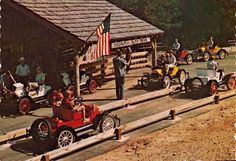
[29,91,120,148]
[184,68,236,97]
[168,49,193,65]
[192,42,228,62]
[61,70,97,94]
[139,58,188,89]
[0,71,52,115]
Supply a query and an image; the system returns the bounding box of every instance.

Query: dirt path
[88,98,236,161]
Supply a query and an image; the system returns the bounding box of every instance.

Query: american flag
[91,14,111,60]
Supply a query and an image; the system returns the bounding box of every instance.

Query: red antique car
[167,49,194,65]
[29,91,120,148]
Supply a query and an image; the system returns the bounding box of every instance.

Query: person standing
[113,49,129,100]
[15,57,30,85]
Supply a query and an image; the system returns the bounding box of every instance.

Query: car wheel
[207,81,218,96]
[219,50,226,59]
[30,119,52,141]
[88,79,97,94]
[190,78,204,92]
[162,75,171,89]
[19,98,31,115]
[141,75,149,88]
[100,115,116,133]
[203,52,210,62]
[184,79,192,93]
[178,70,187,85]
[57,128,75,148]
[226,77,236,90]
[186,54,193,65]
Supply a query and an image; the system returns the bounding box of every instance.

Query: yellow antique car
[192,42,228,62]
[139,59,188,89]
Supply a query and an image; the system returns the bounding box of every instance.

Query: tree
[108,0,236,49]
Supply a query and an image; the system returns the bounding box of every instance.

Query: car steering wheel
[75,96,83,104]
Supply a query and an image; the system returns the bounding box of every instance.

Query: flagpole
[75,13,111,97]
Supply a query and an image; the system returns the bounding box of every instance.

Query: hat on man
[19,57,25,62]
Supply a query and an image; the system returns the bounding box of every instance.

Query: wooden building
[1,0,164,89]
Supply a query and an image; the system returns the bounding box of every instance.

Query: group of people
[15,57,50,94]
[171,36,215,53]
[112,36,218,100]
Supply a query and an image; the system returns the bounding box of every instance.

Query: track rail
[0,86,178,144]
[26,89,236,161]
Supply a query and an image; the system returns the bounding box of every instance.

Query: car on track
[29,91,120,148]
[167,49,194,65]
[0,71,52,115]
[61,70,97,94]
[192,43,228,62]
[139,58,188,89]
[184,68,236,97]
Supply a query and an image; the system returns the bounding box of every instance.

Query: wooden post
[214,94,220,104]
[115,128,122,140]
[101,56,105,80]
[74,46,81,97]
[170,109,176,120]
[152,36,158,67]
[40,155,49,161]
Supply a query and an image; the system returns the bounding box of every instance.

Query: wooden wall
[1,2,75,88]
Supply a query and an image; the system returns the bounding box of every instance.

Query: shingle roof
[8,0,164,42]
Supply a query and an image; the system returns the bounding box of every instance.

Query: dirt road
[88,97,236,161]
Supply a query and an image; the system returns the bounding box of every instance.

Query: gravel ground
[88,97,236,161]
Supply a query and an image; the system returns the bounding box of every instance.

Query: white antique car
[184,68,236,97]
[61,70,97,94]
[0,71,51,115]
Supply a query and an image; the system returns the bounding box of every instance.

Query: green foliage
[108,0,236,49]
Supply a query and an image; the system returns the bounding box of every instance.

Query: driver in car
[165,51,177,74]
[28,66,51,94]
[207,56,223,79]
[172,38,181,55]
[207,37,214,49]
[63,89,90,123]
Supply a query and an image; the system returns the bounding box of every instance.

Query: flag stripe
[91,14,111,61]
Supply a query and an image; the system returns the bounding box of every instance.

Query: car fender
[93,112,115,129]
[55,126,76,138]
[143,72,150,76]
[222,73,236,83]
[19,95,33,103]
[206,80,219,87]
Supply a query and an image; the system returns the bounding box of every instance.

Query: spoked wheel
[178,70,187,86]
[207,81,218,96]
[30,119,51,141]
[226,77,236,90]
[100,115,116,133]
[19,98,31,115]
[203,52,210,62]
[141,75,150,88]
[162,75,171,89]
[219,50,226,59]
[57,129,75,148]
[88,79,97,94]
[186,54,193,65]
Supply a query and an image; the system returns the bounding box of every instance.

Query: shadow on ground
[10,139,54,156]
